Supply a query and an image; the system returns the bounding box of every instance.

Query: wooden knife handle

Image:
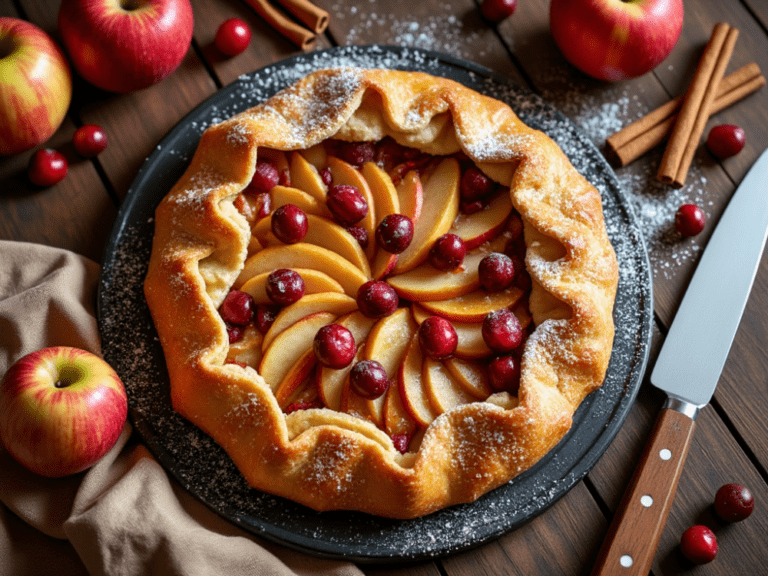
[590,408,696,576]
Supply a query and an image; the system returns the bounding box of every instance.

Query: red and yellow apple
[549,0,684,81]
[0,18,72,155]
[0,347,128,477]
[57,0,194,93]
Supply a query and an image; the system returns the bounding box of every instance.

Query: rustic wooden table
[2,0,768,574]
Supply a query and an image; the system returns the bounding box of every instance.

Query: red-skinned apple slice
[328,156,377,260]
[273,347,317,407]
[422,357,475,414]
[419,286,524,323]
[397,333,438,427]
[290,151,326,203]
[396,170,423,224]
[393,158,460,274]
[240,268,344,304]
[361,161,400,225]
[383,381,417,436]
[449,189,513,250]
[444,357,492,399]
[271,185,331,218]
[370,249,398,281]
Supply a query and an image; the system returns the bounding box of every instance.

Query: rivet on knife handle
[590,407,696,576]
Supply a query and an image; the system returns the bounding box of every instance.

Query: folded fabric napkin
[0,240,363,576]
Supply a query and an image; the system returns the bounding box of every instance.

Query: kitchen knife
[591,147,768,576]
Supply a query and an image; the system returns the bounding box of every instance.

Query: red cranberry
[714,483,754,522]
[376,214,414,254]
[271,204,308,244]
[254,303,281,333]
[349,359,390,399]
[28,148,68,187]
[219,290,255,326]
[482,309,523,353]
[346,225,369,249]
[338,141,375,166]
[460,166,496,202]
[391,433,411,454]
[488,354,521,394]
[418,316,458,360]
[226,324,245,343]
[279,168,291,187]
[327,184,368,226]
[706,124,746,159]
[248,160,280,192]
[72,124,108,157]
[252,191,271,219]
[675,204,706,237]
[480,0,517,22]
[679,525,718,565]
[313,324,356,369]
[460,199,486,215]
[356,280,399,318]
[266,269,305,305]
[507,212,524,242]
[429,233,467,271]
[215,18,251,57]
[320,167,333,187]
[285,399,323,413]
[479,252,516,292]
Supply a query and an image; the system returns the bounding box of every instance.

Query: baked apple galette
[144,68,618,519]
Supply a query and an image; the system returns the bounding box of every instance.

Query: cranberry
[226,324,245,343]
[28,148,68,187]
[488,354,521,394]
[679,525,718,565]
[460,166,496,202]
[479,252,516,292]
[279,168,291,187]
[349,359,390,399]
[706,124,746,159]
[391,433,410,454]
[714,483,754,522]
[219,290,255,326]
[460,199,486,215]
[252,191,271,219]
[72,124,108,157]
[429,233,466,271]
[418,316,458,360]
[248,160,280,192]
[254,303,281,333]
[482,309,523,353]
[320,167,333,187]
[266,269,305,305]
[480,0,517,22]
[338,141,375,166]
[285,399,323,413]
[313,324,356,369]
[376,214,414,254]
[675,204,706,237]
[356,280,399,319]
[346,225,369,249]
[214,18,251,57]
[271,204,308,244]
[327,184,368,226]
[507,212,524,242]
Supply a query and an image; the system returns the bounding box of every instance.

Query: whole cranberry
[271,204,308,244]
[675,204,706,237]
[376,214,414,254]
[357,281,399,318]
[706,124,746,159]
[460,166,496,202]
[254,303,281,333]
[28,148,68,187]
[248,160,280,192]
[482,309,523,353]
[313,324,356,369]
[349,359,390,399]
[226,324,245,343]
[714,483,754,522]
[460,198,487,215]
[266,269,305,306]
[391,433,410,454]
[346,225,369,249]
[219,289,255,326]
[488,354,521,394]
[215,18,251,57]
[338,141,375,166]
[429,234,466,271]
[327,184,369,226]
[479,252,516,292]
[418,316,458,360]
[480,0,517,22]
[72,124,108,157]
[679,525,718,565]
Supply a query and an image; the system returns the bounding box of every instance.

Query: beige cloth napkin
[0,241,364,576]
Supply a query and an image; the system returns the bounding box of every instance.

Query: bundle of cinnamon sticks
[605,22,766,187]
[242,0,329,50]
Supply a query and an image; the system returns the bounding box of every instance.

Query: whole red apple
[0,18,72,156]
[549,0,684,81]
[0,346,128,477]
[57,0,194,93]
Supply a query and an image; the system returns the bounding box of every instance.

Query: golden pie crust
[144,68,618,518]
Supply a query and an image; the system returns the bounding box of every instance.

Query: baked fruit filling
[223,137,531,454]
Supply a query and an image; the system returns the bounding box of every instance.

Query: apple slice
[383,381,417,436]
[328,156,377,260]
[361,161,400,225]
[396,170,423,225]
[422,357,475,414]
[444,357,492,399]
[370,249,398,280]
[240,268,345,304]
[419,286,524,323]
[226,324,264,368]
[262,292,357,351]
[235,243,370,297]
[393,158,460,274]
[273,347,317,407]
[449,190,513,250]
[259,311,336,392]
[299,143,327,170]
[290,151,326,203]
[397,333,438,428]
[271,185,331,218]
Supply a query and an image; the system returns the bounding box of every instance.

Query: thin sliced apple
[235,243,370,297]
[362,161,400,225]
[240,268,345,304]
[274,347,317,407]
[449,190,513,250]
[383,382,417,436]
[226,324,264,368]
[444,357,492,399]
[423,357,475,414]
[397,333,438,428]
[262,292,357,351]
[271,185,331,218]
[419,286,524,323]
[370,249,398,280]
[396,170,423,225]
[328,156,377,260]
[299,143,327,170]
[393,158,460,274]
[290,151,326,203]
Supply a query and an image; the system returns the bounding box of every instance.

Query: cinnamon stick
[606,63,765,167]
[242,0,315,50]
[657,23,739,187]
[275,0,329,34]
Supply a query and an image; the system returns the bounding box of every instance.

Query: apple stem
[54,365,84,388]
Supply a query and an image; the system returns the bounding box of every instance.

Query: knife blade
[591,147,768,576]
